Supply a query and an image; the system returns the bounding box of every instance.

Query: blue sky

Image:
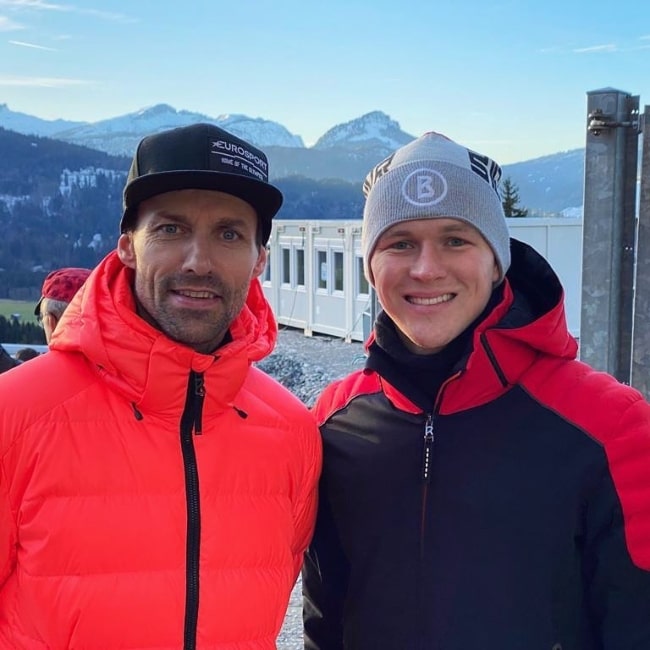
[1,0,649,164]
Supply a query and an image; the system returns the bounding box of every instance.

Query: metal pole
[580,88,639,382]
[618,97,641,383]
[632,107,650,398]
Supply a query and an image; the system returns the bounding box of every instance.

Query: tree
[501,177,528,217]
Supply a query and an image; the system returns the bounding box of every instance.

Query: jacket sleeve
[584,397,650,648]
[290,420,322,581]
[0,456,16,591]
[302,479,349,650]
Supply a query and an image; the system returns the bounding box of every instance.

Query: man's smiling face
[369,217,499,355]
[117,188,266,354]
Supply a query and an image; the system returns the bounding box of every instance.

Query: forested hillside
[0,128,364,300]
[0,128,130,299]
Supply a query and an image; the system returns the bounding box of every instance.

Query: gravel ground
[257,326,367,408]
[256,326,367,649]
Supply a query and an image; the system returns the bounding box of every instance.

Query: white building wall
[263,218,583,342]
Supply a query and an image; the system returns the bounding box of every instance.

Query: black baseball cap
[120,123,283,244]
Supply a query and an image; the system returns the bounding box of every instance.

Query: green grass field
[0,299,38,324]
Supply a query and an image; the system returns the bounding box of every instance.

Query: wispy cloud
[0,0,65,8]
[0,75,90,87]
[0,0,136,22]
[573,44,617,53]
[547,36,650,54]
[0,14,24,29]
[9,38,56,50]
[78,8,135,22]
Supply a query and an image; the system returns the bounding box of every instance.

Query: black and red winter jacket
[303,239,650,650]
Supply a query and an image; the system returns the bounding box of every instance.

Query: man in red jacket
[0,123,321,649]
[303,131,650,649]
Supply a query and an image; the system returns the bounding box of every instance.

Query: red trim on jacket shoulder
[312,368,423,426]
[313,370,380,426]
[522,357,650,570]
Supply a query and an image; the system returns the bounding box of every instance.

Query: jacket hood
[437,238,578,412]
[482,238,577,357]
[367,238,579,415]
[49,250,277,416]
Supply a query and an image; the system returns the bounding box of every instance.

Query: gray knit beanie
[362,131,511,285]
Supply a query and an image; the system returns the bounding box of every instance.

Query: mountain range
[0,103,585,215]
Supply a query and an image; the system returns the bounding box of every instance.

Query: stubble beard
[136,275,250,354]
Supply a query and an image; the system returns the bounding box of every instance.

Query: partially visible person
[0,123,321,649]
[0,344,19,373]
[34,267,92,344]
[14,347,39,362]
[303,131,650,649]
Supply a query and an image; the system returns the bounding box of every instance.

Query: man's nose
[181,237,214,275]
[410,246,446,280]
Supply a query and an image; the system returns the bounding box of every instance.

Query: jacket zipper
[418,374,460,649]
[420,412,435,558]
[180,370,205,650]
[421,412,435,482]
[417,411,435,650]
[418,372,459,551]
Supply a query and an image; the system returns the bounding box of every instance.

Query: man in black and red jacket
[302,131,650,650]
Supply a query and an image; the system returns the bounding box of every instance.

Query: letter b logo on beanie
[402,169,448,206]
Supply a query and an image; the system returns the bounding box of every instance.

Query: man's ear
[117,233,136,269]
[43,312,59,344]
[252,245,268,279]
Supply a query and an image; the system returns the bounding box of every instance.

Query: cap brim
[34,297,43,317]
[121,170,283,243]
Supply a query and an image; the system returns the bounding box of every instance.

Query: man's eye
[160,224,179,234]
[447,237,466,247]
[223,230,240,241]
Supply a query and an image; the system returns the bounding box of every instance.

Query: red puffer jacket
[0,251,321,649]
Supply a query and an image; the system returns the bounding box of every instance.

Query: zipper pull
[422,413,434,482]
[194,373,205,397]
[193,372,205,434]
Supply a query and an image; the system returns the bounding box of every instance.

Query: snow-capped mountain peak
[53,103,217,139]
[135,103,184,118]
[0,103,84,137]
[10,103,306,157]
[212,113,304,148]
[0,104,585,215]
[313,111,414,154]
